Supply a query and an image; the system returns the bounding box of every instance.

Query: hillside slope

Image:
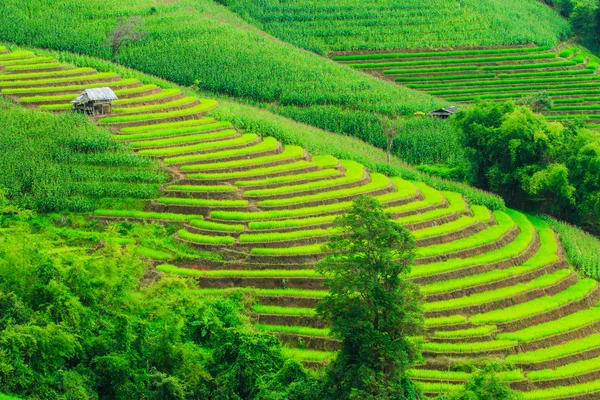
[3,47,600,399]
[218,0,571,54]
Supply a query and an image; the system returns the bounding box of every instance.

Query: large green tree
[316,196,424,400]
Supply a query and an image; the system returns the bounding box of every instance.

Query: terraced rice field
[3,48,600,399]
[332,45,600,128]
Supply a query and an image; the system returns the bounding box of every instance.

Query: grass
[424,269,570,312]
[98,100,218,123]
[433,325,497,339]
[129,129,238,148]
[177,230,236,245]
[252,305,316,316]
[163,137,279,165]
[333,47,551,61]
[180,145,304,171]
[255,324,330,337]
[119,121,233,141]
[93,209,200,221]
[188,160,314,180]
[240,228,332,243]
[139,133,257,157]
[282,348,334,362]
[156,197,248,207]
[407,368,523,382]
[256,173,390,207]
[189,219,244,232]
[522,379,600,399]
[416,381,462,393]
[470,279,597,324]
[166,185,237,192]
[421,340,517,353]
[135,246,174,261]
[506,334,600,363]
[498,302,600,342]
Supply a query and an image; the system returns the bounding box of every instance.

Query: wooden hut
[428,106,457,119]
[71,87,118,115]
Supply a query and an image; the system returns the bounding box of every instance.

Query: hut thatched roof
[428,106,457,117]
[71,87,118,103]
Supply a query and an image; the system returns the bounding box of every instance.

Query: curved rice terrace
[3,47,600,399]
[332,45,600,129]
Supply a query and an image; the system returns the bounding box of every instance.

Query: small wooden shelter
[428,106,457,119]
[71,87,118,115]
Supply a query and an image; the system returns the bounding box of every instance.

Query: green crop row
[393,73,496,81]
[386,183,444,215]
[163,136,279,165]
[424,314,467,327]
[252,305,316,316]
[135,246,174,261]
[248,214,336,230]
[191,287,327,298]
[239,227,332,243]
[156,197,248,207]
[129,129,238,149]
[425,269,570,312]
[98,100,218,123]
[251,243,323,256]
[350,53,556,69]
[416,381,461,394]
[421,339,517,353]
[395,191,466,225]
[157,264,320,278]
[181,145,304,172]
[499,302,600,342]
[256,323,330,337]
[409,75,600,89]
[177,229,235,245]
[471,279,597,325]
[112,89,181,105]
[379,65,478,74]
[0,50,34,59]
[139,133,257,157]
[256,173,390,207]
[4,61,62,71]
[236,168,340,187]
[120,122,232,141]
[0,72,117,87]
[243,159,363,197]
[0,56,54,66]
[522,379,600,400]
[1,78,138,94]
[506,333,600,363]
[113,96,197,113]
[332,46,550,61]
[416,210,514,258]
[114,84,159,96]
[408,368,523,382]
[410,210,534,278]
[433,325,497,339]
[411,205,489,240]
[0,67,94,81]
[93,209,200,221]
[554,96,600,104]
[554,105,600,111]
[188,160,314,180]
[497,69,594,78]
[120,117,216,133]
[421,218,558,295]
[428,84,600,96]
[189,219,245,232]
[166,184,237,192]
[281,348,334,362]
[528,354,600,381]
[479,60,577,70]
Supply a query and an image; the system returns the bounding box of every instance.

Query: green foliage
[455,101,600,230]
[436,365,523,400]
[316,196,423,400]
[0,100,164,213]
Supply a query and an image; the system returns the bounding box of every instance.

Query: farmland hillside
[0,0,573,169]
[2,47,600,399]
